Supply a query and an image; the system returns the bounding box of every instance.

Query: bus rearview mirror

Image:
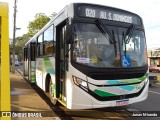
[66,24,72,44]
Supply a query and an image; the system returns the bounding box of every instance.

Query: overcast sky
[2,0,160,50]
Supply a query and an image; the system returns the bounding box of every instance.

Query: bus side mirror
[66,24,72,44]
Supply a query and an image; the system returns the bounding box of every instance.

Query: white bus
[24,3,149,109]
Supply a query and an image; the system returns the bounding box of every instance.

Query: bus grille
[88,72,145,80]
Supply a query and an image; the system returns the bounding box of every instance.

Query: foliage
[27,13,50,37]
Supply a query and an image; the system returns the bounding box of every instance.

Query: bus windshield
[72,23,147,68]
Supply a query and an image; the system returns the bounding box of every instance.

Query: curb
[16,69,23,75]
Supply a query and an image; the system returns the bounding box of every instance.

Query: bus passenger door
[56,25,67,103]
[23,48,28,76]
[28,43,36,83]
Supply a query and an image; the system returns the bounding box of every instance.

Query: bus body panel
[66,63,93,109]
[71,85,93,109]
[42,57,56,91]
[92,78,148,108]
[30,61,36,83]
[36,58,43,89]
[87,75,147,96]
[23,48,28,76]
[24,60,28,75]
[36,57,56,91]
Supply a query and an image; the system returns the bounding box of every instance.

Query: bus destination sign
[77,6,141,25]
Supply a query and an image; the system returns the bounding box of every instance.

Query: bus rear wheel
[49,80,57,105]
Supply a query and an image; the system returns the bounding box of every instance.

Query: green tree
[27,13,50,37]
[15,45,23,60]
[14,34,30,60]
[16,34,29,46]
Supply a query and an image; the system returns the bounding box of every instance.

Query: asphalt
[10,71,60,120]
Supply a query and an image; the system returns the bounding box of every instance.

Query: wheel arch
[45,73,51,92]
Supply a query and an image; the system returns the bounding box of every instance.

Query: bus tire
[49,80,57,105]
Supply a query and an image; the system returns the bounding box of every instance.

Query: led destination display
[77,6,141,25]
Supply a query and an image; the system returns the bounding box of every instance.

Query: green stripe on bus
[44,62,52,68]
[138,75,147,81]
[59,94,66,100]
[94,89,117,97]
[43,57,50,61]
[43,57,55,74]
[120,79,142,83]
[31,74,36,83]
[31,75,36,79]
[118,74,147,84]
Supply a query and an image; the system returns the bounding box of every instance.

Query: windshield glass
[119,28,147,67]
[72,23,147,68]
[73,23,120,68]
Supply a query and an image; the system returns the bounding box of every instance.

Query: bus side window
[37,34,43,56]
[24,48,28,61]
[44,25,54,56]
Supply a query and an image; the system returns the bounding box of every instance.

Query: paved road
[149,72,160,76]
[126,83,160,111]
[15,65,160,119]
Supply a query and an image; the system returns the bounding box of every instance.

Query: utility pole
[12,0,17,74]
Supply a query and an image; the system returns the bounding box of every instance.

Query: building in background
[148,49,160,66]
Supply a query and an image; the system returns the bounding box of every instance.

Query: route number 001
[86,8,95,17]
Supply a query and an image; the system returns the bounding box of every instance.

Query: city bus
[0,1,10,117]
[24,3,148,109]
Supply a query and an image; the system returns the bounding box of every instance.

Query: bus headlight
[72,76,88,91]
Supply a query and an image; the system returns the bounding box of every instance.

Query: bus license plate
[116,99,129,106]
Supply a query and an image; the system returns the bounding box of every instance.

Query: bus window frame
[37,33,44,57]
[43,24,54,56]
[30,43,36,61]
[24,48,28,61]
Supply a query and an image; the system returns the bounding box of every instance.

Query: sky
[1,0,160,50]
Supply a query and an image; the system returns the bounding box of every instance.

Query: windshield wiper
[122,24,135,44]
[96,19,118,57]
[122,24,135,56]
[96,19,116,44]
